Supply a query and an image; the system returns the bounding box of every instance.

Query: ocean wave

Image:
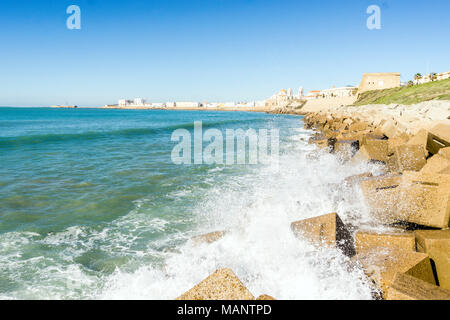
[0,118,269,147]
[97,129,382,300]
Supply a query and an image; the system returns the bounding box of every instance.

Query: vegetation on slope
[354,78,450,106]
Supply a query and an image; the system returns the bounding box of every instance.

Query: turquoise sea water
[0,107,375,300]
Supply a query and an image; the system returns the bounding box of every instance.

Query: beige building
[359,73,401,93]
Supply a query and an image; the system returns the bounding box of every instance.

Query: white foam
[98,129,377,300]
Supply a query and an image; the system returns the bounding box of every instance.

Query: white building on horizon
[133,98,146,106]
[414,71,450,85]
[176,102,201,108]
[321,86,358,98]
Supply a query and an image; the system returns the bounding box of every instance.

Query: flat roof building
[359,73,401,93]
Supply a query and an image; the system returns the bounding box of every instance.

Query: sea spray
[99,128,378,300]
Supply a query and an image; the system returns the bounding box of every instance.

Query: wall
[359,73,401,93]
[301,96,357,113]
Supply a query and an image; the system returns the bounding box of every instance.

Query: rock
[360,175,402,224]
[191,231,226,245]
[176,268,255,300]
[427,123,450,155]
[355,230,416,253]
[386,272,450,300]
[415,230,450,290]
[392,144,427,172]
[291,213,355,256]
[407,129,429,156]
[256,295,276,300]
[398,171,450,228]
[353,248,435,298]
[420,154,450,174]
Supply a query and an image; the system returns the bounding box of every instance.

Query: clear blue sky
[0,0,449,107]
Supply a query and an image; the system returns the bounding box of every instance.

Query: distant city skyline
[0,0,449,107]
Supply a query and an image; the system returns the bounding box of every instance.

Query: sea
[0,107,380,300]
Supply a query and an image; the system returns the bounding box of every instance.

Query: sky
[0,0,449,107]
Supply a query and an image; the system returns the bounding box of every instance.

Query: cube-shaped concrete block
[381,120,398,139]
[333,140,359,161]
[256,295,276,300]
[176,268,255,300]
[388,133,411,153]
[393,144,427,172]
[349,122,368,132]
[386,272,450,300]
[407,129,429,156]
[399,171,450,228]
[355,230,416,253]
[353,248,435,298]
[415,230,450,290]
[420,154,450,175]
[427,124,450,155]
[360,139,390,162]
[343,172,373,187]
[360,175,403,224]
[291,213,355,256]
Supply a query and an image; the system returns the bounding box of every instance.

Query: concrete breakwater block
[439,147,450,160]
[427,123,450,155]
[355,230,416,253]
[176,268,255,300]
[381,120,398,139]
[398,171,450,229]
[388,133,411,153]
[352,140,398,172]
[349,122,368,132]
[392,144,427,172]
[353,248,435,298]
[427,123,450,152]
[359,138,390,162]
[407,129,429,156]
[415,230,450,290]
[291,213,355,257]
[310,138,332,150]
[386,273,450,300]
[191,231,226,245]
[343,172,373,186]
[360,175,402,224]
[420,154,450,174]
[333,140,359,161]
[256,295,276,300]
